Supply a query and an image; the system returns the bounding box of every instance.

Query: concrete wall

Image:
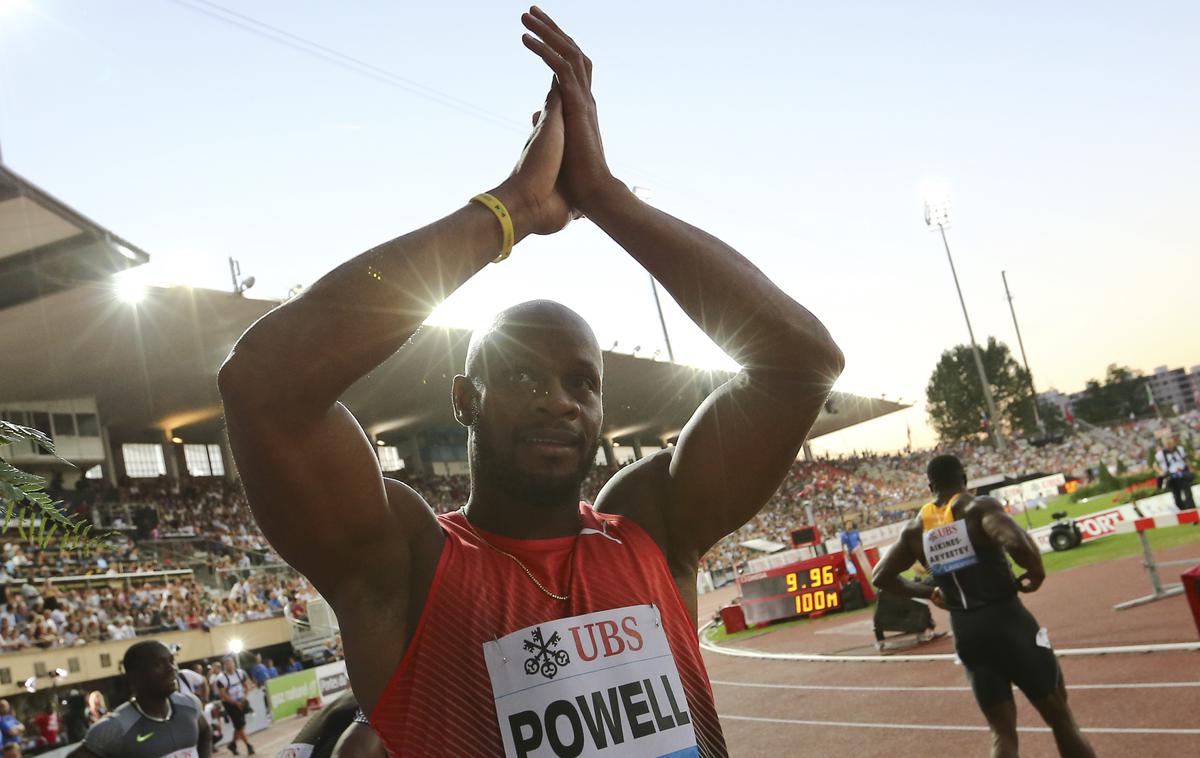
[0,616,290,697]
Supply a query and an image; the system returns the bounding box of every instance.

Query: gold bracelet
[470,193,515,263]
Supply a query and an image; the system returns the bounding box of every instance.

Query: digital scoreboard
[736,552,852,625]
[789,525,822,549]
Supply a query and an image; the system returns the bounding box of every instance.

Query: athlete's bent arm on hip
[871,523,945,607]
[519,8,844,620]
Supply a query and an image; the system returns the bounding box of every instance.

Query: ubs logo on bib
[929,524,958,540]
[523,627,572,679]
[485,605,700,756]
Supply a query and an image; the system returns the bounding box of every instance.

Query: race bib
[161,750,200,758]
[484,604,699,758]
[922,520,979,576]
[276,746,314,758]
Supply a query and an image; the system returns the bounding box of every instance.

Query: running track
[699,539,1200,756]
[252,539,1200,756]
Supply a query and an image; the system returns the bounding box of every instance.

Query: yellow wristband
[471,193,515,263]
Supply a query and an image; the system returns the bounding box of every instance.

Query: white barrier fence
[992,473,1067,512]
[1027,485,1199,553]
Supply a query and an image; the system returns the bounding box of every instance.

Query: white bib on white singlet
[483,604,699,758]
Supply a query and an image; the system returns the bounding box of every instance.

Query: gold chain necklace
[459,507,576,602]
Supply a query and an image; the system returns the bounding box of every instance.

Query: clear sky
[2,0,1197,453]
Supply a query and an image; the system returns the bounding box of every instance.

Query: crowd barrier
[1112,507,1200,610]
[266,659,350,720]
[1027,485,1200,553]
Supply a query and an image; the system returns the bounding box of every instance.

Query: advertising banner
[267,668,319,720]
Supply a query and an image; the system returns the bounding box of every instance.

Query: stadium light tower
[631,186,676,363]
[1002,270,1043,434]
[229,257,256,296]
[923,192,1006,451]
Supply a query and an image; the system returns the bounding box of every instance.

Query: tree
[1071,365,1152,424]
[0,421,105,551]
[925,338,1036,443]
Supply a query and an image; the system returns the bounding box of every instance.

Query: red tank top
[370,503,727,757]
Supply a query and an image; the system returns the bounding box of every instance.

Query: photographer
[213,656,255,755]
[1156,434,1196,511]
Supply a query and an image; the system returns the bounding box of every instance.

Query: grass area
[1040,523,1200,574]
[1015,490,1128,530]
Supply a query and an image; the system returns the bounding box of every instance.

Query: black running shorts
[949,595,1061,709]
[224,701,247,730]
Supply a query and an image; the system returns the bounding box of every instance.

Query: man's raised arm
[217,89,572,593]
[522,9,843,559]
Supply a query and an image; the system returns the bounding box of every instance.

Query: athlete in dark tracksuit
[873,455,1096,758]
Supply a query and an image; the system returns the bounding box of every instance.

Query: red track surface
[699,541,1200,756]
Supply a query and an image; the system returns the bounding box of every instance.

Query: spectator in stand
[62,690,89,744]
[320,639,337,663]
[284,656,302,674]
[248,654,269,688]
[31,706,59,749]
[0,700,24,757]
[85,692,106,725]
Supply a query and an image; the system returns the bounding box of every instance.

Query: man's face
[223,659,236,674]
[135,646,178,699]
[462,319,603,508]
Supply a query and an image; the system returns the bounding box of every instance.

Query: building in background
[1040,364,1200,420]
[1147,365,1200,415]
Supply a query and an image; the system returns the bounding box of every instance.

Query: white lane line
[719,714,1200,735]
[712,679,1200,692]
[698,623,1200,662]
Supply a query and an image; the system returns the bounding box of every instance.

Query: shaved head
[453,300,604,510]
[465,300,601,379]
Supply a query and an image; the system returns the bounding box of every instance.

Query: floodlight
[115,243,140,262]
[920,180,952,229]
[115,276,146,304]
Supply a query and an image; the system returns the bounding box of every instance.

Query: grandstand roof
[0,283,908,447]
[0,163,149,312]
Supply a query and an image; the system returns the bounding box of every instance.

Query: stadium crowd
[9,412,1194,653]
[703,412,1200,572]
[0,570,317,653]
